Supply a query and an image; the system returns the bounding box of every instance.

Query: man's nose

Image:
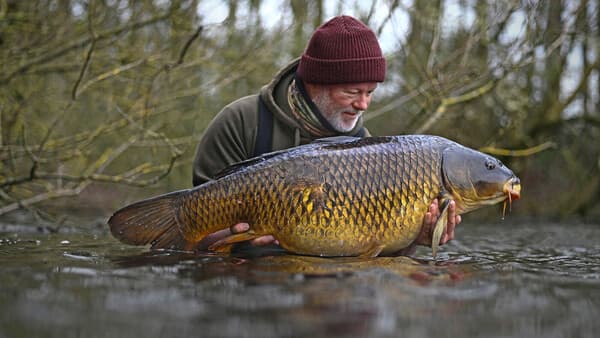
[352,94,370,111]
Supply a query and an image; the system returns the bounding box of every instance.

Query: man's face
[310,82,378,133]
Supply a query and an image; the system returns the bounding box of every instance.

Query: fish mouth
[501,177,521,218]
[504,177,521,201]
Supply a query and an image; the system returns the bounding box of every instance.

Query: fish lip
[503,177,521,201]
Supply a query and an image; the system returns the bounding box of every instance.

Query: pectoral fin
[431,200,450,259]
[207,231,264,253]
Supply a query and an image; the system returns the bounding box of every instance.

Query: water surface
[1,221,599,338]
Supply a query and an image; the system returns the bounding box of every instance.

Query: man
[192,15,460,254]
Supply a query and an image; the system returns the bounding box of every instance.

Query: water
[1,221,599,338]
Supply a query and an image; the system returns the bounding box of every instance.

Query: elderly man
[192,15,460,254]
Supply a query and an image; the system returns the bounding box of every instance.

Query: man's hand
[415,199,461,247]
[388,199,461,256]
[232,223,279,246]
[196,223,278,251]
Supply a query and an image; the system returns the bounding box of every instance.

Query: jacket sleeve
[192,96,259,186]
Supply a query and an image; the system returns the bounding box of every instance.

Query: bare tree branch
[480,141,557,157]
[416,80,497,133]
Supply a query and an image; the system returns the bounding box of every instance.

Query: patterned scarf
[287,78,338,138]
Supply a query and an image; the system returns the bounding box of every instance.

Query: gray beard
[311,93,363,133]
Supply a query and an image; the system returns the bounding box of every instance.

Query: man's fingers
[424,211,433,227]
[424,198,439,228]
[445,201,456,242]
[250,235,277,246]
[198,223,281,250]
[196,228,231,251]
[448,215,460,241]
[440,201,460,244]
[447,200,456,225]
[429,198,439,217]
[231,222,250,233]
[231,223,280,247]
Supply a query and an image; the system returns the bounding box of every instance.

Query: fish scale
[108,135,521,257]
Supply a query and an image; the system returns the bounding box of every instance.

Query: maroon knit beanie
[297,15,386,84]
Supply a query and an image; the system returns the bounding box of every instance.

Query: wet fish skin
[180,136,441,256]
[108,135,520,257]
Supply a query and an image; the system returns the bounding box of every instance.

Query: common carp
[108,135,521,258]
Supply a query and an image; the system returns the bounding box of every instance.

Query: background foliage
[1,0,599,223]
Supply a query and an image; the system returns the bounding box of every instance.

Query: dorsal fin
[312,136,361,144]
[317,135,396,150]
[214,148,292,179]
[215,136,396,179]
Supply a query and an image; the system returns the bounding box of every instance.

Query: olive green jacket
[192,58,370,186]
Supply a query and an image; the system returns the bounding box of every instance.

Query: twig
[0,187,87,215]
[175,25,204,67]
[72,39,95,100]
[376,0,399,36]
[416,80,497,133]
[77,57,154,95]
[114,105,183,157]
[479,141,557,157]
[426,17,441,77]
[72,8,98,100]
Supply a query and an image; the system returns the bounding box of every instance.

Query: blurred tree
[0,0,599,221]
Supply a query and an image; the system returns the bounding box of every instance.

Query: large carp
[108,135,521,258]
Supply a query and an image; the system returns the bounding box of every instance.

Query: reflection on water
[1,221,599,338]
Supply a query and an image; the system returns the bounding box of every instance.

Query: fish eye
[485,159,496,170]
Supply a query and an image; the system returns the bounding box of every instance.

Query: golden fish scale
[177,138,443,256]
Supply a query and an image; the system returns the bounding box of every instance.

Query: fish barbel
[108,135,521,258]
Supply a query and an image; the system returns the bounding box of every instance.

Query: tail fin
[108,190,193,251]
